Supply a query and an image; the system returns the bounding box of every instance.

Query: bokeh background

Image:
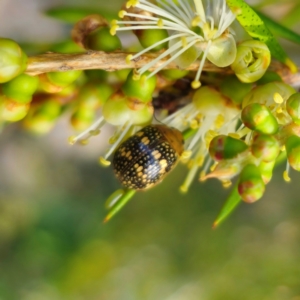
[1,1,300,299]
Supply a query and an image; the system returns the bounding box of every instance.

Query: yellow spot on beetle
[141,137,150,145]
[152,150,162,160]
[159,159,167,168]
[136,131,144,137]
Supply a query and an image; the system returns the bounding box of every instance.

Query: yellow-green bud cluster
[71,82,113,131]
[1,74,39,122]
[204,82,300,203]
[103,70,156,126]
[0,38,27,84]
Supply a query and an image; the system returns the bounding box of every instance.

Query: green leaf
[45,7,116,23]
[103,189,136,223]
[213,183,241,228]
[256,11,300,45]
[226,0,297,73]
[282,4,300,28]
[182,128,197,141]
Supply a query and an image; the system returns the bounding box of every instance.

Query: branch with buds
[25,51,300,86]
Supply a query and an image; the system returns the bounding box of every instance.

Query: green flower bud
[241,103,278,134]
[160,69,189,80]
[77,82,113,110]
[114,69,131,82]
[102,91,153,126]
[286,93,300,124]
[192,86,238,118]
[0,38,27,83]
[121,71,156,102]
[1,96,30,122]
[219,75,252,105]
[209,135,248,161]
[136,29,168,51]
[238,164,265,203]
[285,135,300,171]
[47,70,82,87]
[251,134,280,162]
[51,40,84,54]
[277,122,300,145]
[231,40,271,83]
[85,70,109,81]
[23,97,61,134]
[87,27,122,51]
[1,74,39,104]
[71,107,95,131]
[258,160,275,184]
[242,82,295,108]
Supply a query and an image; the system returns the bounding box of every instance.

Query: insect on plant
[1,0,300,226]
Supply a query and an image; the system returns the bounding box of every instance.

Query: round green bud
[285,135,300,171]
[51,40,84,54]
[23,98,61,134]
[102,91,153,126]
[56,83,77,99]
[277,122,300,145]
[0,38,28,83]
[47,70,82,87]
[192,86,238,118]
[160,69,189,80]
[219,75,252,105]
[238,164,265,203]
[286,93,300,124]
[77,82,113,110]
[121,71,156,102]
[209,135,248,161]
[1,74,39,103]
[114,69,131,82]
[136,29,168,51]
[258,160,275,184]
[242,82,295,109]
[33,98,61,120]
[231,40,270,83]
[85,69,109,81]
[241,103,278,134]
[251,134,280,162]
[1,96,30,122]
[71,107,95,131]
[87,27,122,52]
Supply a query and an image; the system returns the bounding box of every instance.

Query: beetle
[112,124,184,190]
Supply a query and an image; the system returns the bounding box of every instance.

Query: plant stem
[25,50,299,86]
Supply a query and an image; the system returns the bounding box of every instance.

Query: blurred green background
[1,1,300,299]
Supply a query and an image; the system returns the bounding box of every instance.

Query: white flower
[111,0,236,88]
[162,86,240,192]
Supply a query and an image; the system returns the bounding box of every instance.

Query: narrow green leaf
[45,7,116,23]
[103,189,136,223]
[226,0,297,73]
[213,183,241,228]
[282,4,300,28]
[182,128,197,141]
[256,11,300,45]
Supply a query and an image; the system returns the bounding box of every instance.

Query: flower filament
[112,0,236,88]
